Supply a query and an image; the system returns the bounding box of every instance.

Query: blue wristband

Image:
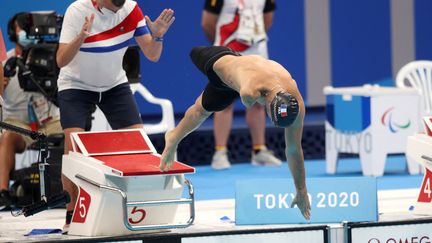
[153,36,164,42]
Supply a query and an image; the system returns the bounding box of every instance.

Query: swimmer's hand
[291,190,311,220]
[145,9,175,39]
[160,151,175,172]
[159,131,177,172]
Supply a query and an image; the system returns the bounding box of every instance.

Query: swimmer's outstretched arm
[284,108,311,220]
[160,94,212,171]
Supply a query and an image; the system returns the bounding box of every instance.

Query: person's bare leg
[62,127,84,212]
[0,132,26,190]
[213,104,234,148]
[161,94,212,171]
[246,103,282,166]
[246,103,266,146]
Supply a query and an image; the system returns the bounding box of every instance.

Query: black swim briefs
[189,46,241,112]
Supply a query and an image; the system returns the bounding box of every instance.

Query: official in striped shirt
[56,0,175,232]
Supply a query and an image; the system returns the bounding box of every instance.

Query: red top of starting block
[71,129,156,156]
[93,153,195,176]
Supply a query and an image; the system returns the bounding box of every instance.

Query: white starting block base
[62,129,195,236]
[414,168,432,215]
[63,152,192,236]
[406,116,432,215]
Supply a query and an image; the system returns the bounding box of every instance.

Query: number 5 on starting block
[73,187,91,223]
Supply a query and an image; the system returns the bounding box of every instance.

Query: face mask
[18,30,37,47]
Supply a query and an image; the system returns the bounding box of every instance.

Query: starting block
[62,129,195,236]
[406,116,432,215]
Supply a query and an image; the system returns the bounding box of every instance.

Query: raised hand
[291,191,311,220]
[145,9,175,38]
[80,14,95,39]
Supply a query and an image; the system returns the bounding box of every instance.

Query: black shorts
[58,83,142,130]
[190,46,241,112]
[201,83,239,112]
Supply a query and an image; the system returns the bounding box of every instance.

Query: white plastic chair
[395,60,432,174]
[91,83,175,135]
[130,83,175,134]
[396,60,432,117]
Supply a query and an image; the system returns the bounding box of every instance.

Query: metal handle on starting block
[75,174,195,231]
[421,155,432,162]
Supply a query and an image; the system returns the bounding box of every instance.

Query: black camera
[4,11,62,106]
[18,44,59,94]
[27,11,62,41]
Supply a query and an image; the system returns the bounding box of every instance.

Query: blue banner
[235,177,377,225]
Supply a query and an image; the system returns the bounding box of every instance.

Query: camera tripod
[0,120,69,217]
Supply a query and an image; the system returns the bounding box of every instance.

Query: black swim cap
[268,92,299,127]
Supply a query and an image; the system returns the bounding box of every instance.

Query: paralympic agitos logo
[381,107,411,133]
